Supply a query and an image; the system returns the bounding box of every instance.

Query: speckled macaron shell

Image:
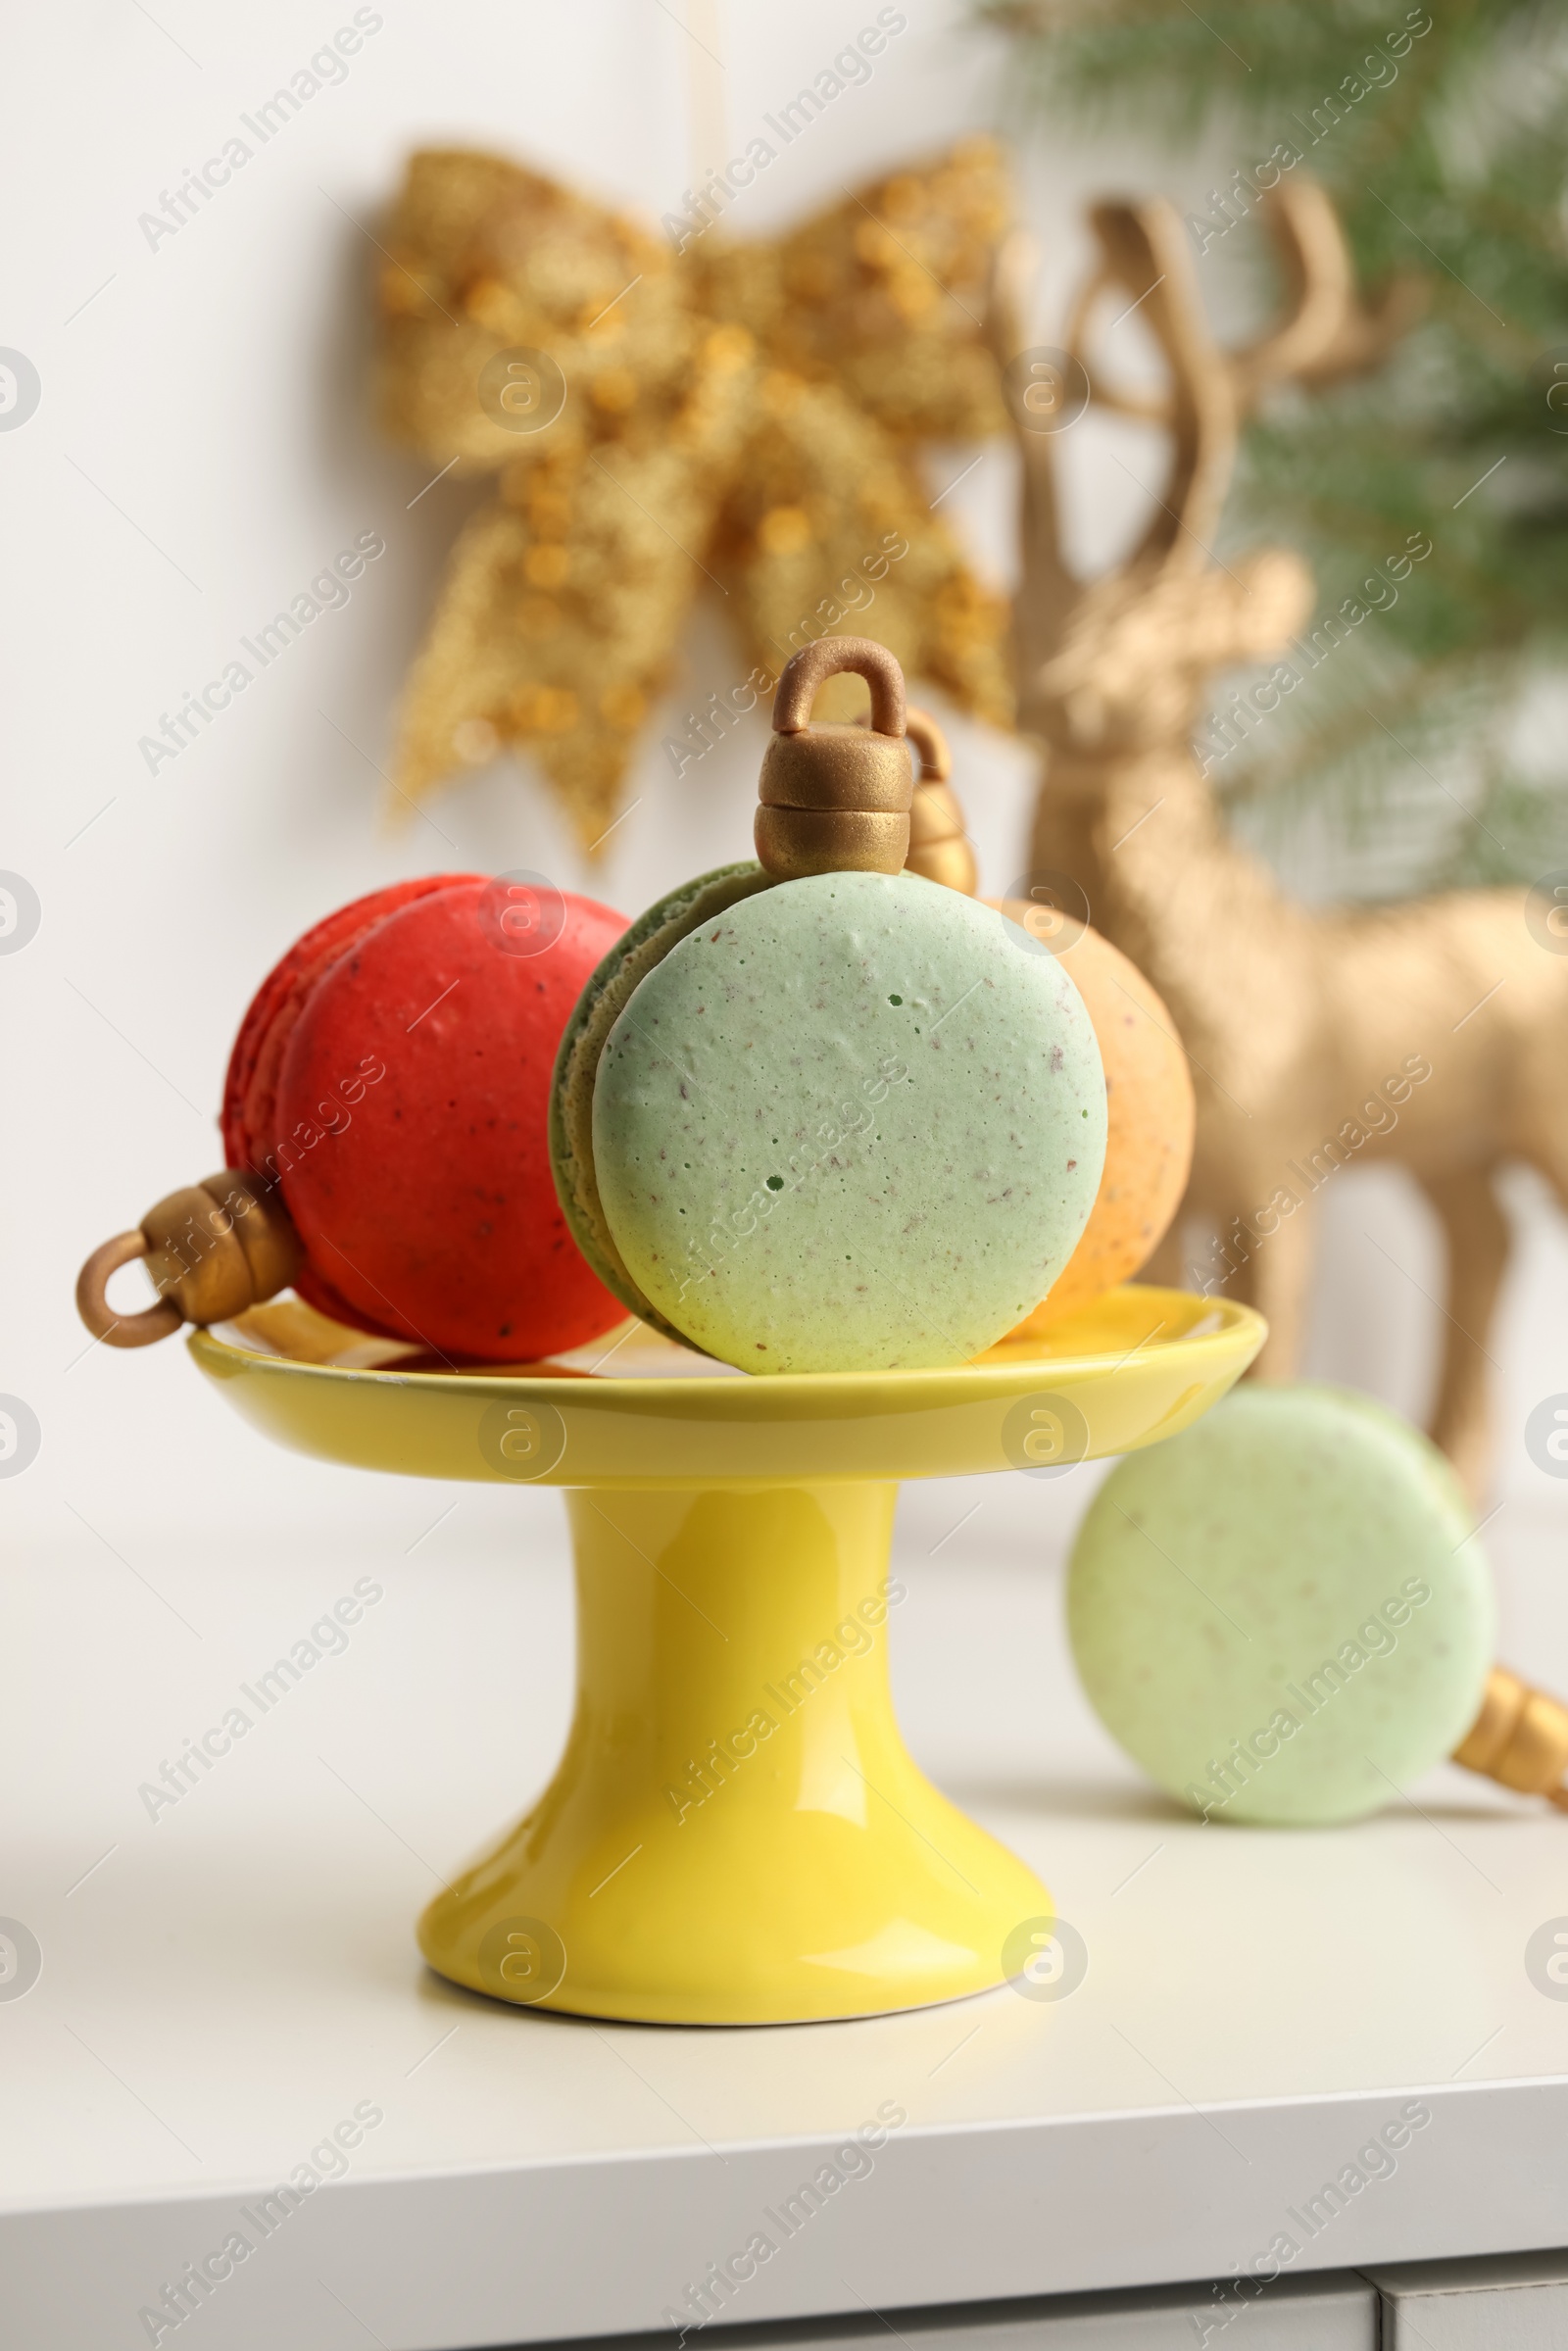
[1067,1385,1494,1825]
[590,870,1107,1374]
[550,860,779,1341]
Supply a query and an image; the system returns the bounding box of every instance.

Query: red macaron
[220,875,628,1361]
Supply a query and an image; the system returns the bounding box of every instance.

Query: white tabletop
[6,1442,1568,2351]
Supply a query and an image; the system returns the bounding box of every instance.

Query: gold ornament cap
[1453,1665,1568,1811]
[756,638,912,879]
[76,1170,301,1347]
[901,707,978,896]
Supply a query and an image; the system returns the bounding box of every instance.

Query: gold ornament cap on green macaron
[549,638,1107,1374]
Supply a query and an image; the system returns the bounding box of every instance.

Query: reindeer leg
[1232,1197,1318,1383]
[1420,1167,1507,1506]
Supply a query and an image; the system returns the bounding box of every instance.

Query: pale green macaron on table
[1067,1385,1495,1824]
[590,869,1106,1374]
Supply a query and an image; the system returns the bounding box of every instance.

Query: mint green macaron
[586,868,1105,1374]
[1066,1385,1494,1824]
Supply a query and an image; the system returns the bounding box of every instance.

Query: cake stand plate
[191,1286,1263,2027]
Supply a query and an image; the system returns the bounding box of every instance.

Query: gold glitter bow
[375,139,1013,851]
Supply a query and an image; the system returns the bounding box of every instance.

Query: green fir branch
[982,0,1568,888]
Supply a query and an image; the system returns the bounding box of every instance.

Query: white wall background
[4,0,1566,1572]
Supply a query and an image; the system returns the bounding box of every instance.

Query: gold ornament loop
[771,635,907,739]
[74,1232,184,1348]
[904,708,952,783]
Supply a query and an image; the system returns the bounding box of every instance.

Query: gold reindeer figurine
[997,178,1567,1498]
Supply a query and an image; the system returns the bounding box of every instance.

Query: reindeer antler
[998,172,1414,738]
[1081,198,1241,571]
[1057,176,1421,575]
[1231,175,1426,402]
[985,229,1081,699]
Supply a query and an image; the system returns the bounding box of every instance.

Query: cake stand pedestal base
[416,1480,1049,2026]
[196,1285,1265,2026]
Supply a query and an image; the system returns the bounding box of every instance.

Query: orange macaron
[993,903,1195,1329]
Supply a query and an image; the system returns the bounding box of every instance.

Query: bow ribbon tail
[391,428,742,855]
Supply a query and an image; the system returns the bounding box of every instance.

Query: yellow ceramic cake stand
[191,1285,1262,2027]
